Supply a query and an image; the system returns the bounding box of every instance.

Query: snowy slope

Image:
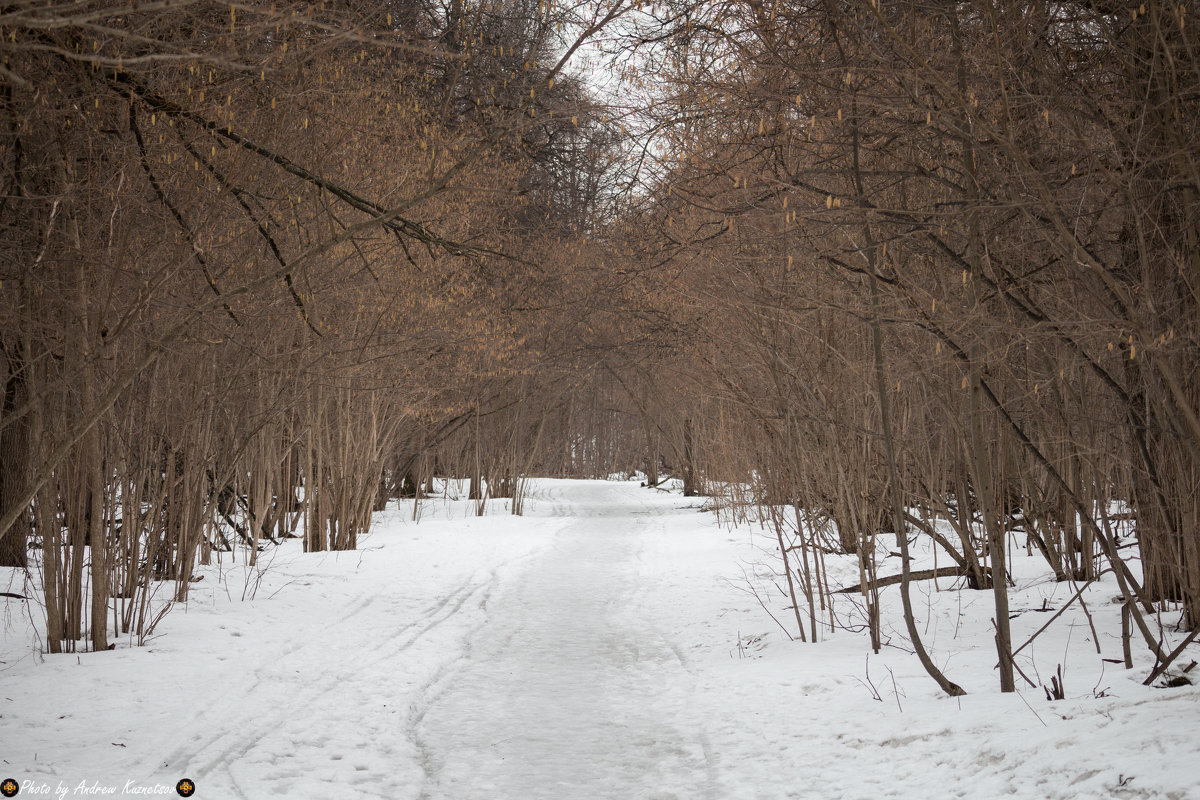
[1,479,1197,799]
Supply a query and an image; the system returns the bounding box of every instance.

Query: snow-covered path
[3,478,1199,800]
[157,479,722,799]
[410,481,719,800]
[1,480,724,800]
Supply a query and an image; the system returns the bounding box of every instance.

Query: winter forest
[1,0,1198,797]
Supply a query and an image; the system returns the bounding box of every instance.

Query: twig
[724,571,794,642]
[1007,571,1108,662]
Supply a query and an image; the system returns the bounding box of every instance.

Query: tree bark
[0,354,30,568]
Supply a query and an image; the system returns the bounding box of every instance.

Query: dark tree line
[2,0,1197,691]
[593,0,1200,690]
[0,0,633,651]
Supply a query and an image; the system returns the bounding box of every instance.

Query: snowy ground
[2,479,1198,799]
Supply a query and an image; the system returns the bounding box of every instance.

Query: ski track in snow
[167,572,496,798]
[407,482,722,800]
[2,478,1199,800]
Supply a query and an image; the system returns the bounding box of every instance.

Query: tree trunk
[682,417,698,497]
[0,355,30,568]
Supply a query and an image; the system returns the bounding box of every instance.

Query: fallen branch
[1143,627,1200,687]
[836,566,979,594]
[1007,571,1109,663]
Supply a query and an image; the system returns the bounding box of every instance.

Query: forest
[0,0,1197,701]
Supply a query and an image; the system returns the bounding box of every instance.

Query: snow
[2,479,1198,800]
